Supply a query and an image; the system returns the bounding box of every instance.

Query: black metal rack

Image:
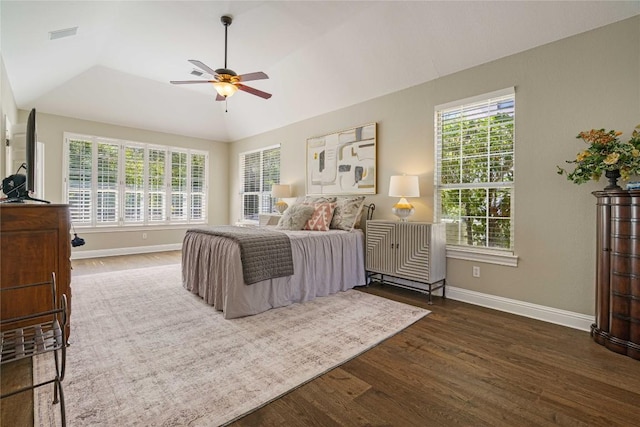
[1,273,68,426]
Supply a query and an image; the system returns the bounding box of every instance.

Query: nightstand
[365,220,446,303]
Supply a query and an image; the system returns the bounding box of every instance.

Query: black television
[0,108,49,203]
[25,108,37,195]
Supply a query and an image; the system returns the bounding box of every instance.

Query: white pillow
[275,204,315,230]
[330,196,366,231]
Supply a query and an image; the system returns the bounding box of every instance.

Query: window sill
[73,223,205,233]
[446,246,518,267]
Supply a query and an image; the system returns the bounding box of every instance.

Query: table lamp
[389,175,419,222]
[271,184,291,214]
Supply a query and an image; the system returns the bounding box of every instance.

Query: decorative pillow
[300,195,337,205]
[303,202,337,231]
[275,204,315,230]
[330,196,366,231]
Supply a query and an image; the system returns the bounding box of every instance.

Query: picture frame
[306,122,376,195]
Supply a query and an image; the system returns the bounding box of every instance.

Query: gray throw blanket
[187,226,294,285]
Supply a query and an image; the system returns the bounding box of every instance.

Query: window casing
[64,133,208,228]
[435,88,515,255]
[239,145,280,222]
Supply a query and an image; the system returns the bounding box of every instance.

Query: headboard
[363,203,376,221]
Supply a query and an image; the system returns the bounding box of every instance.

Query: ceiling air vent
[190,69,205,77]
[49,27,78,41]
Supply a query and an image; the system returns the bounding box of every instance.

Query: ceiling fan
[170,15,272,102]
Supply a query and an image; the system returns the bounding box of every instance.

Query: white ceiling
[2,1,639,142]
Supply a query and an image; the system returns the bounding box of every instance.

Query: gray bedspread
[186,226,293,285]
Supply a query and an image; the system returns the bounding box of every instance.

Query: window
[190,153,206,220]
[64,133,208,228]
[67,139,92,223]
[124,146,144,223]
[148,148,166,222]
[171,151,188,221]
[239,145,280,222]
[435,88,515,253]
[96,142,119,224]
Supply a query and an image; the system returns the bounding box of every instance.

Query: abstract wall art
[306,122,376,195]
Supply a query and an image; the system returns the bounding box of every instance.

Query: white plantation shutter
[171,151,188,221]
[96,141,119,225]
[240,145,280,221]
[435,88,515,251]
[64,133,208,228]
[190,153,206,221]
[66,138,93,225]
[124,146,145,223]
[147,148,166,222]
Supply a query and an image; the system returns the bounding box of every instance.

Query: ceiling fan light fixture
[213,81,238,98]
[170,14,271,101]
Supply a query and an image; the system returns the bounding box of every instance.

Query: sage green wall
[229,16,640,316]
[27,112,229,252]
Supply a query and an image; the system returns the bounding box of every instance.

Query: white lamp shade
[388,175,420,198]
[271,184,291,198]
[213,81,238,98]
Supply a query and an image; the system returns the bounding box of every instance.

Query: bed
[182,199,374,319]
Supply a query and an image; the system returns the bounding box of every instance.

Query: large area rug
[34,264,429,426]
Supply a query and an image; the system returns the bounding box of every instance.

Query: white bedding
[182,228,366,319]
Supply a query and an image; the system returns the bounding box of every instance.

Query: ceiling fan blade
[188,59,219,76]
[236,84,272,99]
[215,93,225,101]
[170,80,215,84]
[238,71,269,82]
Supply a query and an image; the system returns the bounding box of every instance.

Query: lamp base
[274,201,288,214]
[392,204,414,222]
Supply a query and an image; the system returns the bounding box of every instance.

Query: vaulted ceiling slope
[2,1,639,142]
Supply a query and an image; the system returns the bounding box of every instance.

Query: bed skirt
[182,229,366,319]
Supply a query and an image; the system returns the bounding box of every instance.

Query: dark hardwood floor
[233,284,640,427]
[3,251,639,426]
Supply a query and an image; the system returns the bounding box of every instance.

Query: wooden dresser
[0,204,72,339]
[593,190,640,360]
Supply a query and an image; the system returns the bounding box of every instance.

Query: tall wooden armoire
[593,190,640,360]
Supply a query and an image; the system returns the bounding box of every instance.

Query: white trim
[238,143,281,157]
[446,246,518,267]
[446,285,594,331]
[70,243,182,260]
[72,223,203,233]
[35,141,45,199]
[434,87,515,111]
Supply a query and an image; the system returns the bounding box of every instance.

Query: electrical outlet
[142,232,148,240]
[472,266,480,278]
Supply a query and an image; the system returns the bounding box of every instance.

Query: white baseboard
[446,285,594,332]
[69,248,594,332]
[71,243,182,260]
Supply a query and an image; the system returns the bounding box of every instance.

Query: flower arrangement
[558,125,640,184]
